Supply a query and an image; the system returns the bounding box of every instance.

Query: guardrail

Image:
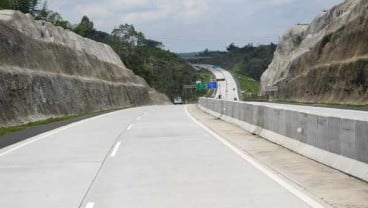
[198,97,368,181]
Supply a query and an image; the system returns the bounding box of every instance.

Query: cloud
[268,0,296,5]
[46,0,345,52]
[74,3,109,17]
[120,0,212,25]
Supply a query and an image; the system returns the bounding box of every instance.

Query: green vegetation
[0,107,131,136]
[0,0,39,15]
[71,19,198,99]
[194,43,276,82]
[0,115,79,136]
[273,99,368,109]
[197,69,213,83]
[232,67,259,97]
[188,43,276,99]
[37,8,71,29]
[64,15,198,99]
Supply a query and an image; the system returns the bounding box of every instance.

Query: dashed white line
[110,141,122,157]
[127,124,133,130]
[85,202,95,208]
[137,116,142,121]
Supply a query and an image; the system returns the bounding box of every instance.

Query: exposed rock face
[260,0,368,104]
[0,10,170,128]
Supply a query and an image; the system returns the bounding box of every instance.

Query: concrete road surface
[196,64,240,101]
[0,105,320,208]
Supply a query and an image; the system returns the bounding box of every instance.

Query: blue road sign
[207,81,217,89]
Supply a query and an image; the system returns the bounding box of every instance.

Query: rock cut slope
[260,0,368,104]
[0,10,169,128]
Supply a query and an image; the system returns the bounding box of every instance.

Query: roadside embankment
[260,0,368,104]
[0,10,170,128]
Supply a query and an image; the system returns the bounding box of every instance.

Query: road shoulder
[188,104,368,208]
[0,108,129,149]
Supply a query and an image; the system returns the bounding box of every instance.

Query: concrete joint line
[78,119,137,208]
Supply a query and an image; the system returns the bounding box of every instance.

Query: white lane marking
[184,106,327,208]
[137,116,142,121]
[0,108,139,159]
[85,202,95,208]
[0,130,58,158]
[110,141,122,157]
[0,113,108,158]
[127,124,133,130]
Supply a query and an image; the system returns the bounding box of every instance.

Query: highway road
[0,105,320,208]
[195,64,240,101]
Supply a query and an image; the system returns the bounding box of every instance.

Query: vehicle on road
[173,96,184,104]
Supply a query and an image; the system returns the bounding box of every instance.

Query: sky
[45,0,345,52]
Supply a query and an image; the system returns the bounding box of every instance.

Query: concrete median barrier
[198,98,368,181]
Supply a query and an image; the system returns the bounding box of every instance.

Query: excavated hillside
[260,0,368,104]
[0,10,169,128]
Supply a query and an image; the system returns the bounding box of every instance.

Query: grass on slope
[232,67,259,98]
[0,107,130,136]
[0,115,80,136]
[197,69,213,82]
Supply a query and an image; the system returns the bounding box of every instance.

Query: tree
[34,2,72,30]
[226,43,239,52]
[2,0,40,14]
[0,0,10,9]
[47,12,68,28]
[29,0,39,14]
[145,39,164,49]
[35,0,48,20]
[73,16,94,37]
[110,24,145,58]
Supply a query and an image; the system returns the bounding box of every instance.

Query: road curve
[195,64,240,101]
[0,105,316,208]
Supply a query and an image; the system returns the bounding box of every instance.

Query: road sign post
[216,78,225,99]
[265,86,278,101]
[183,85,196,103]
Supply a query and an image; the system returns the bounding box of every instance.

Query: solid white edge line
[0,112,111,158]
[184,105,326,208]
[127,124,133,130]
[85,202,95,208]
[110,141,122,157]
[0,108,144,159]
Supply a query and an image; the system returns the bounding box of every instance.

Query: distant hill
[177,52,200,60]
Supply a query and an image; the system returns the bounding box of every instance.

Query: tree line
[0,0,39,14]
[195,43,276,81]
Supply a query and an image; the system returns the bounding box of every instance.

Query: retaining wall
[199,98,368,181]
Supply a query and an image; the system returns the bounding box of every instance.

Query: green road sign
[196,81,206,91]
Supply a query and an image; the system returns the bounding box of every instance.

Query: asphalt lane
[0,105,315,207]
